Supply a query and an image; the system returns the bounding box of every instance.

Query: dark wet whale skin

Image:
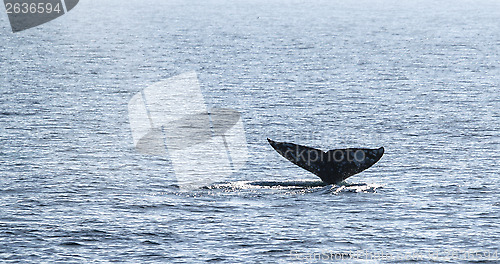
[267,138,384,184]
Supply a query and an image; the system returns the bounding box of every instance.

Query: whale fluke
[267,138,384,184]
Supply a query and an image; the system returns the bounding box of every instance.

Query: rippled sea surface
[1,0,499,263]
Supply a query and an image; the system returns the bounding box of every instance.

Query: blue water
[1,0,499,263]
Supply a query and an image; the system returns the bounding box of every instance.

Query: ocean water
[0,0,499,263]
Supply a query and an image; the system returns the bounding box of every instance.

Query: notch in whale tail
[267,138,384,185]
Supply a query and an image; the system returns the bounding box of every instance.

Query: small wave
[59,241,84,247]
[0,111,37,116]
[141,240,161,245]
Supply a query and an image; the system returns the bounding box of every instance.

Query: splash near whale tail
[267,138,384,184]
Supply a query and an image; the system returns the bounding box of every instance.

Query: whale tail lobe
[267,138,384,184]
